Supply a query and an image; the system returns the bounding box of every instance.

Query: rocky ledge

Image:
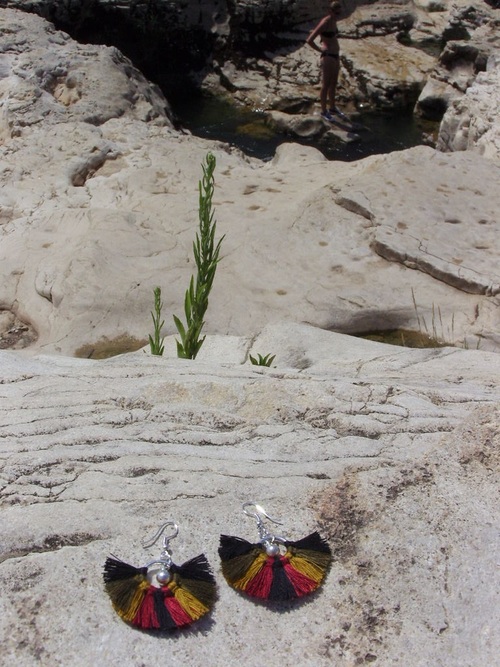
[1,323,499,666]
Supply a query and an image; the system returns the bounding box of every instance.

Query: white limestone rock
[339,2,416,39]
[412,0,447,11]
[2,125,499,355]
[336,146,500,295]
[0,8,173,136]
[0,323,499,666]
[415,17,499,120]
[415,75,463,119]
[437,53,500,160]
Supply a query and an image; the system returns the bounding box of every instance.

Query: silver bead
[265,542,280,557]
[156,568,170,584]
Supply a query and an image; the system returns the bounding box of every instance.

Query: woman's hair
[330,1,341,10]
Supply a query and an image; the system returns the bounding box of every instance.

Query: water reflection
[172,93,434,162]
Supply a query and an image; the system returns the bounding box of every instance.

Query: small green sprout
[148,286,165,356]
[249,353,276,367]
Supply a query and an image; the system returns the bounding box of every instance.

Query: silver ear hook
[242,502,283,530]
[141,521,179,585]
[242,502,287,556]
[141,521,179,551]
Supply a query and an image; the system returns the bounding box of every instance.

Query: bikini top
[321,29,338,38]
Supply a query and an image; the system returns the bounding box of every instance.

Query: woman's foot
[329,106,349,121]
[321,110,335,121]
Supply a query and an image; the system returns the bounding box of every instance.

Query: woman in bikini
[306,1,347,122]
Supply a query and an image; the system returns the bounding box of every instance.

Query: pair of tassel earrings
[103,502,332,631]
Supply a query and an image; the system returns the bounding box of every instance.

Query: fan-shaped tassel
[218,531,331,601]
[103,554,216,630]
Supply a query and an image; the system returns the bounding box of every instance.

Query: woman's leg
[327,59,340,110]
[321,57,338,113]
[320,60,330,113]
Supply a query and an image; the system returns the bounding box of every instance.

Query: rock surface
[0,7,499,356]
[415,8,499,119]
[437,53,500,158]
[1,323,499,666]
[337,147,500,296]
[266,109,362,144]
[0,9,173,131]
[340,34,436,110]
[204,0,499,124]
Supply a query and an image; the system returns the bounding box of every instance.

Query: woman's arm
[306,18,328,53]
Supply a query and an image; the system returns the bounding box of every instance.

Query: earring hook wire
[141,521,179,551]
[242,502,287,544]
[242,502,283,526]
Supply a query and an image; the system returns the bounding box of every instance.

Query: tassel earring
[103,521,216,630]
[218,502,332,602]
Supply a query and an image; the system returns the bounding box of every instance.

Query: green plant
[173,152,224,359]
[249,353,276,367]
[148,286,165,356]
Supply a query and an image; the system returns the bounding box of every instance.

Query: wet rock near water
[341,34,435,110]
[266,109,362,144]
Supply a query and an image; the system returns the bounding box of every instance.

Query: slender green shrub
[173,152,224,359]
[148,286,165,356]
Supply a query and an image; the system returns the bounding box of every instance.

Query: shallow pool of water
[354,329,449,349]
[172,94,434,162]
